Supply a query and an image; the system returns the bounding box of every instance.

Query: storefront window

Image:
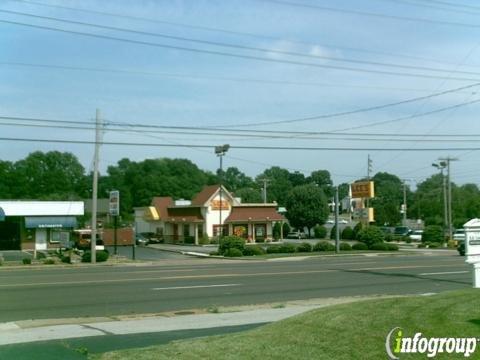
[233,224,248,238]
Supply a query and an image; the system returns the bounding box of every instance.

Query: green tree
[285,184,329,236]
[308,170,334,197]
[12,151,86,199]
[219,167,255,192]
[370,172,405,226]
[256,167,294,206]
[0,160,14,198]
[234,187,262,203]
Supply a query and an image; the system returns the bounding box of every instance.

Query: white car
[409,230,423,242]
[453,229,466,242]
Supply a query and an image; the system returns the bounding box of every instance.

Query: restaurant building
[134,185,286,244]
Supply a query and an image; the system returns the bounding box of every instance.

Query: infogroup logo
[385,327,479,359]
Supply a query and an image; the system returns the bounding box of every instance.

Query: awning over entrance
[0,207,5,221]
[25,216,77,229]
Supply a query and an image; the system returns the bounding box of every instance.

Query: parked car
[409,230,423,242]
[453,229,466,243]
[394,226,411,237]
[286,231,307,239]
[457,240,465,256]
[135,233,149,246]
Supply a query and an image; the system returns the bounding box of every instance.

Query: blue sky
[1,0,480,186]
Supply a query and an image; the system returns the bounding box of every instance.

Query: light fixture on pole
[215,144,230,238]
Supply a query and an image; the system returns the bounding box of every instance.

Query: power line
[3,61,452,92]
[10,0,480,69]
[212,83,480,127]
[258,0,480,29]
[1,96,480,137]
[3,119,480,142]
[377,0,480,15]
[2,136,480,151]
[414,0,480,11]
[2,18,480,82]
[5,9,480,78]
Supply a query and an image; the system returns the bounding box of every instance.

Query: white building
[0,201,84,250]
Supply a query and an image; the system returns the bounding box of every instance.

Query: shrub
[428,243,440,249]
[341,226,354,240]
[313,241,335,252]
[447,240,456,249]
[37,252,46,259]
[418,243,427,248]
[43,258,55,265]
[209,251,220,256]
[296,242,312,253]
[22,258,32,265]
[282,223,291,237]
[339,242,352,251]
[422,225,444,244]
[243,245,265,256]
[61,256,71,264]
[218,236,246,255]
[279,243,296,253]
[353,222,363,239]
[405,236,412,244]
[224,248,243,257]
[199,235,210,245]
[357,226,385,248]
[330,225,338,240]
[386,243,399,251]
[314,225,327,239]
[81,250,110,263]
[266,245,281,254]
[255,237,265,243]
[369,243,389,251]
[273,222,282,240]
[384,233,394,242]
[352,243,368,251]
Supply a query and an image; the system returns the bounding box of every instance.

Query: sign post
[109,190,120,256]
[463,218,480,288]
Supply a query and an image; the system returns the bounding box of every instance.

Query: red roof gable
[191,185,220,206]
[151,197,173,219]
[225,206,285,223]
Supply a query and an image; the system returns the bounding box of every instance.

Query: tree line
[1,151,478,229]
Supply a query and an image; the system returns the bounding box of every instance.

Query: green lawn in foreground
[92,289,480,360]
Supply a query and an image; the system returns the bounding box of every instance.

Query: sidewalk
[0,295,388,346]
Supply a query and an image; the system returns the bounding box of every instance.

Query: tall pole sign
[109,190,120,255]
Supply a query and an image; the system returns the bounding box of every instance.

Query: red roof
[191,185,220,205]
[225,206,285,223]
[151,197,173,219]
[166,206,204,223]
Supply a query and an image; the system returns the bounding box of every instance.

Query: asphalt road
[0,253,471,322]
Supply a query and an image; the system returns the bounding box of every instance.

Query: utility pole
[402,181,407,226]
[91,109,102,264]
[260,177,270,203]
[440,157,458,241]
[335,186,340,254]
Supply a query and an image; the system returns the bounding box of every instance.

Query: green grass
[91,289,480,360]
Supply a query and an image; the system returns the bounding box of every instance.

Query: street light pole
[215,144,230,238]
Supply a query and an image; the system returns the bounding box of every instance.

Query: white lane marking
[152,284,241,291]
[419,271,469,276]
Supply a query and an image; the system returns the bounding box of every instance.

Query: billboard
[351,181,375,199]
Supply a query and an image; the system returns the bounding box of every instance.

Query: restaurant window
[213,225,227,237]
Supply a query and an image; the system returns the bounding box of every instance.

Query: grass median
[91,288,480,360]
